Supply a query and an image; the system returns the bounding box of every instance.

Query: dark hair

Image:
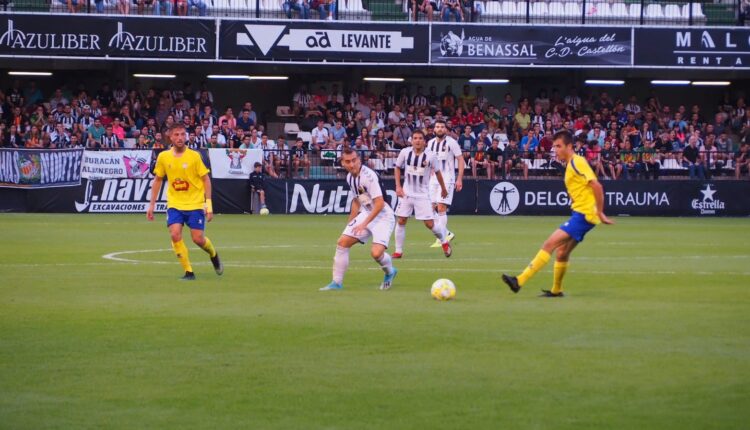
[254,162,262,168]
[341,147,357,156]
[168,123,187,133]
[553,130,574,146]
[412,130,426,139]
[434,119,447,126]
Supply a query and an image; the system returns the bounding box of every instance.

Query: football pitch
[1,213,749,429]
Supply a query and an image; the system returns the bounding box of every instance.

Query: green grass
[1,214,749,429]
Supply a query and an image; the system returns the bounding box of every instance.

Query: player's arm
[589,179,614,225]
[435,170,448,199]
[147,175,163,221]
[348,197,360,223]
[454,143,464,191]
[202,174,213,222]
[394,166,404,197]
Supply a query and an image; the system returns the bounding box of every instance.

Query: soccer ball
[259,208,270,216]
[431,279,456,301]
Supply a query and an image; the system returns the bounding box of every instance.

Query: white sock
[437,211,448,234]
[332,245,349,285]
[375,252,393,275]
[395,224,406,253]
[431,222,447,244]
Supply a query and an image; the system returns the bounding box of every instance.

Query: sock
[437,212,448,234]
[171,240,193,273]
[375,252,393,275]
[199,237,217,258]
[395,224,406,253]
[430,222,447,244]
[332,245,350,285]
[517,249,551,286]
[552,261,568,294]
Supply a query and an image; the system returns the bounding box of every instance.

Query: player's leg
[544,237,577,296]
[258,190,266,207]
[393,196,413,257]
[371,220,398,290]
[321,234,360,290]
[422,209,451,258]
[167,209,194,279]
[187,210,223,275]
[501,228,570,293]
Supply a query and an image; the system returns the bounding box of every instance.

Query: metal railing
[3,0,747,26]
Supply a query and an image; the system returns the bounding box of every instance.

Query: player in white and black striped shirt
[393,130,452,259]
[320,148,397,291]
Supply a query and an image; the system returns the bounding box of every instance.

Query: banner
[3,179,750,216]
[0,148,83,188]
[219,20,429,63]
[81,150,153,180]
[634,27,750,68]
[475,180,750,217]
[430,24,631,66]
[0,13,216,59]
[207,148,263,179]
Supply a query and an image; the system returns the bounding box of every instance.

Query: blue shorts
[560,211,595,243]
[167,208,205,231]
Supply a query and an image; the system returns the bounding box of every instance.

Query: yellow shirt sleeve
[153,152,166,178]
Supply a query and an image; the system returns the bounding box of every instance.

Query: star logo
[700,184,716,202]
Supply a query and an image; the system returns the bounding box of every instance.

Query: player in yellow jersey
[147,124,223,280]
[501,130,613,297]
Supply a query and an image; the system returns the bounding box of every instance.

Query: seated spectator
[619,140,638,180]
[311,120,330,152]
[329,120,347,146]
[471,140,491,179]
[392,118,412,150]
[503,139,527,180]
[290,138,311,179]
[117,0,130,14]
[598,140,619,179]
[735,142,750,179]
[520,129,539,157]
[457,125,476,155]
[284,0,310,18]
[236,109,254,132]
[248,162,267,212]
[586,140,601,175]
[50,124,71,148]
[101,125,121,150]
[412,0,436,21]
[176,0,207,15]
[682,136,705,180]
[316,0,336,20]
[5,125,24,148]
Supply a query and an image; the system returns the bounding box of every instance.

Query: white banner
[81,150,153,180]
[208,148,263,179]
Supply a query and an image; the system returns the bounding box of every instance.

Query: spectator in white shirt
[311,119,330,152]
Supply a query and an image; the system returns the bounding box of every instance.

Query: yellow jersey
[153,148,210,211]
[564,154,600,224]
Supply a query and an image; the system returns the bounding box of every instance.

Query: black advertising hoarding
[634,27,750,69]
[2,179,750,216]
[430,24,631,66]
[0,13,215,59]
[219,20,429,63]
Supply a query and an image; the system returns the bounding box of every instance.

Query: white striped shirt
[426,136,462,182]
[396,147,438,197]
[347,165,392,216]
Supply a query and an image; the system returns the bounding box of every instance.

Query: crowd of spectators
[1,79,749,180]
[291,82,750,180]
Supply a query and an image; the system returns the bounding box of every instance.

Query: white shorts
[342,210,395,248]
[395,195,435,221]
[429,178,455,206]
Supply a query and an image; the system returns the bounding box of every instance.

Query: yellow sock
[172,240,193,273]
[200,237,217,258]
[551,261,568,294]
[517,249,551,286]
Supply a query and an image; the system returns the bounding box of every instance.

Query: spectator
[284,0,310,18]
[330,120,347,146]
[520,129,539,155]
[735,142,750,179]
[248,162,267,211]
[237,109,254,132]
[598,140,619,179]
[683,136,705,180]
[317,0,336,20]
[311,119,330,152]
[457,125,476,154]
[413,0,436,20]
[392,118,412,150]
[503,139,527,180]
[472,140,491,179]
[619,139,637,180]
[5,124,24,148]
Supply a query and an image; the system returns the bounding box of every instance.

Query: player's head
[168,124,187,150]
[552,130,574,162]
[411,130,426,151]
[434,120,447,138]
[340,147,361,175]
